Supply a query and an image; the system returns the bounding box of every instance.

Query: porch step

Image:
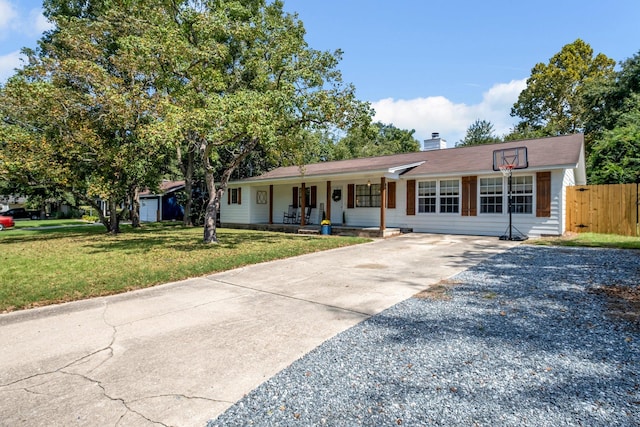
[297,227,320,235]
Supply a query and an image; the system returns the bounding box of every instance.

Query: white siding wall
[391,170,567,237]
[220,185,250,224]
[249,186,270,223]
[223,168,572,236]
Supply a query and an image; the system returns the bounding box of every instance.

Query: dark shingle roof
[242,134,584,182]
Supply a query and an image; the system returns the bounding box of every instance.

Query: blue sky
[2,0,640,144]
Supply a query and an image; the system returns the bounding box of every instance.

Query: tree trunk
[182,149,194,227]
[201,136,259,243]
[108,198,121,234]
[130,187,141,228]
[203,167,219,243]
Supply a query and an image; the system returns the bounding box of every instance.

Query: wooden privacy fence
[566,183,639,236]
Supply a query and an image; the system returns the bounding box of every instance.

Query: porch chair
[301,206,312,224]
[283,205,296,224]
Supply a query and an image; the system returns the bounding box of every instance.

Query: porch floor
[221,223,410,238]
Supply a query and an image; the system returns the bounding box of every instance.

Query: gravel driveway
[208,245,640,426]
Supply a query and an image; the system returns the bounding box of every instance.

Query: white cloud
[372,79,527,146]
[0,50,23,82]
[0,0,18,31]
[28,7,53,35]
[0,1,51,40]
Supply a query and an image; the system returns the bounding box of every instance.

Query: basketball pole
[499,165,527,241]
[507,170,513,240]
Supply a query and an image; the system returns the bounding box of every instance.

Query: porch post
[380,177,386,231]
[269,185,273,224]
[326,181,331,222]
[300,182,306,226]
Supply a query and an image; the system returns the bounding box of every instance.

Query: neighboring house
[0,195,28,213]
[220,134,586,238]
[139,180,185,222]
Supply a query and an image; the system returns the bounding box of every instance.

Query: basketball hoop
[499,164,514,177]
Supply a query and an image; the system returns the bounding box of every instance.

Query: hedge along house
[220,134,586,238]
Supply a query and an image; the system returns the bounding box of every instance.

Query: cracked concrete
[0,233,517,426]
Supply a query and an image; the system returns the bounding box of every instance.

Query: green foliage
[456,119,501,147]
[0,1,174,233]
[582,50,640,183]
[2,0,372,241]
[135,0,372,242]
[510,39,615,138]
[333,122,420,160]
[587,101,640,184]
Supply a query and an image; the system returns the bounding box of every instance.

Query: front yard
[0,223,368,312]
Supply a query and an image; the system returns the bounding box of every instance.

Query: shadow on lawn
[81,227,316,253]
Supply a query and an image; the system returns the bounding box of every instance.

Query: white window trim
[416,179,461,215]
[479,176,505,215]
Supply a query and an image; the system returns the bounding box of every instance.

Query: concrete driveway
[0,234,518,426]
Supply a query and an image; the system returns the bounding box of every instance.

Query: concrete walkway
[0,234,518,427]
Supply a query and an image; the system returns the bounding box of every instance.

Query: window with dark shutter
[292,187,299,208]
[347,184,355,209]
[536,172,551,217]
[406,180,416,215]
[461,176,477,216]
[310,186,317,208]
[387,182,396,209]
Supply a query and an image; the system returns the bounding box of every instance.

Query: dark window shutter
[406,180,416,215]
[387,181,396,209]
[461,176,477,216]
[310,186,317,208]
[237,188,242,205]
[227,189,231,205]
[347,184,355,209]
[292,187,299,208]
[536,172,551,217]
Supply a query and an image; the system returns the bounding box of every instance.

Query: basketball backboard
[492,147,528,171]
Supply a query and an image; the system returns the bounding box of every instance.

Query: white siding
[249,186,270,223]
[220,185,250,224]
[392,170,567,237]
[224,168,573,237]
[560,168,577,234]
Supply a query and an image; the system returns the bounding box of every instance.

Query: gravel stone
[208,245,640,426]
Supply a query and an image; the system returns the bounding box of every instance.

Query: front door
[330,186,343,225]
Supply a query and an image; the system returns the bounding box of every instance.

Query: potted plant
[320,218,332,235]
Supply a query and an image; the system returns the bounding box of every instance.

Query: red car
[0,215,15,231]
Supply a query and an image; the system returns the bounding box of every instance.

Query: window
[439,179,459,213]
[418,181,436,213]
[229,188,241,204]
[480,177,503,214]
[511,176,533,214]
[355,184,381,207]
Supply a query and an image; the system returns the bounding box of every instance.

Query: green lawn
[532,232,640,250]
[0,224,369,312]
[12,219,96,229]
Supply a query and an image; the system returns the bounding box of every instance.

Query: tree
[510,39,615,139]
[456,119,501,147]
[333,122,419,160]
[143,0,371,243]
[0,2,173,233]
[587,99,640,184]
[584,51,640,138]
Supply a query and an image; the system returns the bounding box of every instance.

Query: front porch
[220,222,410,238]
